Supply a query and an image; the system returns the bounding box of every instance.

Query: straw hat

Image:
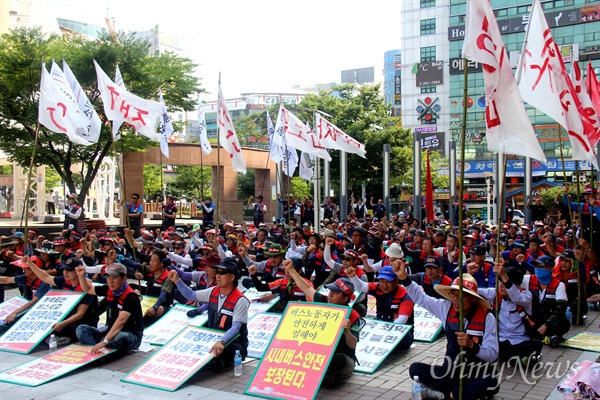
[434,274,491,310]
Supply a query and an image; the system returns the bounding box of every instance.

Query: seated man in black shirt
[75,263,144,354]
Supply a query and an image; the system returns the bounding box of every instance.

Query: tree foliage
[143,164,165,200]
[238,170,256,200]
[170,166,212,200]
[0,27,201,204]
[398,150,450,194]
[293,84,412,198]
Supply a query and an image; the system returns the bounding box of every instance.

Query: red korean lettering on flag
[38,63,92,146]
[93,60,162,141]
[570,61,600,147]
[517,0,597,168]
[586,62,600,124]
[315,113,366,158]
[462,0,545,162]
[281,107,331,161]
[218,85,247,173]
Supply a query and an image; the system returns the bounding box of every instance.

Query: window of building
[459,15,466,22]
[421,0,435,8]
[420,18,436,35]
[421,85,436,94]
[421,46,436,62]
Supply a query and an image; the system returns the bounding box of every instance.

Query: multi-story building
[402,0,600,214]
[341,67,375,84]
[383,49,402,117]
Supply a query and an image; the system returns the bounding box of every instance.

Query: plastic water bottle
[563,387,575,400]
[412,375,422,400]
[565,306,573,325]
[234,350,242,377]
[48,334,57,354]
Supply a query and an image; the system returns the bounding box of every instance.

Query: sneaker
[187,308,202,318]
[422,385,445,400]
[549,335,559,348]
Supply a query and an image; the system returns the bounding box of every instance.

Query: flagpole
[558,125,574,229]
[216,73,221,229]
[575,161,583,325]
[457,57,469,400]
[23,120,41,241]
[112,123,137,262]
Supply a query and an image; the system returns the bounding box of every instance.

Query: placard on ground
[143,304,208,345]
[0,289,84,354]
[246,301,349,400]
[559,332,600,352]
[122,325,225,392]
[0,344,115,386]
[0,296,29,324]
[355,320,411,373]
[247,312,282,359]
[413,304,443,342]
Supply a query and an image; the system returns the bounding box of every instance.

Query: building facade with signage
[448,0,600,170]
[402,0,600,213]
[341,67,375,84]
[400,0,452,155]
[383,49,402,116]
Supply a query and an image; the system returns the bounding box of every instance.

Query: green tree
[170,165,212,199]
[238,170,256,200]
[0,27,200,204]
[45,167,62,190]
[398,150,450,194]
[143,165,165,200]
[294,84,412,197]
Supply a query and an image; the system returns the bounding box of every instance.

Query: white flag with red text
[275,106,331,161]
[62,60,101,143]
[94,60,162,141]
[197,92,212,155]
[462,0,545,162]
[158,89,173,158]
[218,85,247,173]
[38,63,92,146]
[315,113,366,158]
[570,61,600,147]
[111,63,126,141]
[517,0,597,167]
[268,108,284,163]
[587,62,600,121]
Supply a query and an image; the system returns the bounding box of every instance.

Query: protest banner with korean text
[122,326,228,391]
[0,344,115,386]
[413,305,443,342]
[246,301,349,400]
[0,290,84,354]
[355,320,411,373]
[0,296,29,325]
[143,304,207,345]
[244,288,279,317]
[247,313,282,359]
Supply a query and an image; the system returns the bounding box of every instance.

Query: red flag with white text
[587,62,600,122]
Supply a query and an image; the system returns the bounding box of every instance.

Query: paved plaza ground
[0,285,598,400]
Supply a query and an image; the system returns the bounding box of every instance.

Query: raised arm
[284,258,316,301]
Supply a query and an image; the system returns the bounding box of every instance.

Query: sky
[47,0,403,100]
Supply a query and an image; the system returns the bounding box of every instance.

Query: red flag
[587,62,600,120]
[425,150,434,223]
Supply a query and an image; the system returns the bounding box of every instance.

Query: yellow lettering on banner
[277,304,345,346]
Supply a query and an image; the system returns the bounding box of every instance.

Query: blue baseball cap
[377,266,398,282]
